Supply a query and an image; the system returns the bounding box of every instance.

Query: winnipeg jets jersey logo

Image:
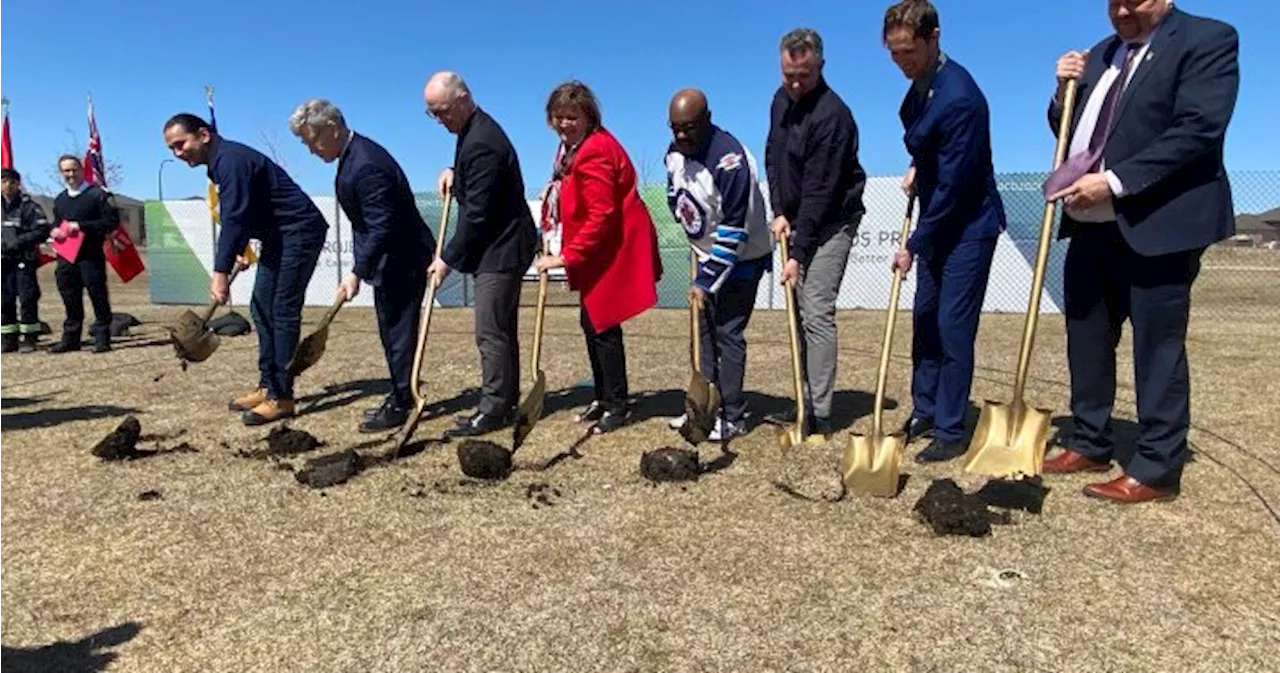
[673,188,707,238]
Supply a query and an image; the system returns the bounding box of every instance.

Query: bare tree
[258,128,289,170]
[35,127,126,194]
[634,150,665,187]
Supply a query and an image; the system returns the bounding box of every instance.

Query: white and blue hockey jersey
[665,125,773,294]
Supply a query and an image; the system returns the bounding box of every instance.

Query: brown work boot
[241,398,296,427]
[228,387,268,412]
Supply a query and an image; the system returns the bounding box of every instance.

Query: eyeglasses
[426,102,452,120]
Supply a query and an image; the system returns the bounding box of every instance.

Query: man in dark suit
[1042,0,1239,503]
[883,0,1006,464]
[423,71,539,438]
[289,98,438,433]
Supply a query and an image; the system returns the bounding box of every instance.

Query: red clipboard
[49,221,84,263]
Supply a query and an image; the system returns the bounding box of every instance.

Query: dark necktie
[1042,44,1141,198]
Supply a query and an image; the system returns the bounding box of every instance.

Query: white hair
[288,98,346,136]
[427,71,472,102]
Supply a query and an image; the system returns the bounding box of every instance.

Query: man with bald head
[1039,1,1240,504]
[664,88,772,440]
[423,71,538,438]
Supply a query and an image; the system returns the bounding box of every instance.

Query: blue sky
[2,0,1276,205]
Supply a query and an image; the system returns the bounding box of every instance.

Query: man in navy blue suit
[883,0,1006,463]
[1042,0,1239,504]
[289,99,437,433]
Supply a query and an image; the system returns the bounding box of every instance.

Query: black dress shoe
[360,401,410,433]
[902,417,935,442]
[363,394,396,419]
[444,411,512,438]
[914,438,967,464]
[575,401,607,424]
[49,340,80,353]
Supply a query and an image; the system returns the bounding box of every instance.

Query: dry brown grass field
[2,253,1278,672]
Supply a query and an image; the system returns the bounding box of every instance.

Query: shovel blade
[389,398,429,459]
[961,400,1052,478]
[286,326,329,378]
[842,431,906,497]
[679,374,719,445]
[512,370,547,451]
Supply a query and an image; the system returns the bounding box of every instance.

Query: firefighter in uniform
[2,168,53,353]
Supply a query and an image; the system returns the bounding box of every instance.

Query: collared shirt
[1065,5,1172,222]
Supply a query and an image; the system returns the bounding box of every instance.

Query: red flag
[1,106,12,170]
[84,94,145,282]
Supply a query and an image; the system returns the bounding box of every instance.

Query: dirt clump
[295,449,360,488]
[456,440,513,481]
[237,425,323,459]
[913,479,1011,537]
[137,489,163,501]
[525,483,562,508]
[640,448,701,483]
[91,416,143,460]
[973,477,1050,514]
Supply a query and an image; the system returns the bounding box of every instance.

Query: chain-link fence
[412,169,1279,325]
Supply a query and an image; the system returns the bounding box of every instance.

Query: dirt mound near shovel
[236,425,323,459]
[457,440,513,481]
[640,447,701,483]
[91,416,142,460]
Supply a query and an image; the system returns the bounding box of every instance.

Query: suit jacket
[443,108,538,275]
[335,132,436,286]
[1049,7,1240,256]
[900,56,1007,259]
[555,127,662,334]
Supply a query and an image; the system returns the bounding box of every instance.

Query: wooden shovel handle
[199,264,242,324]
[408,191,453,404]
[529,235,550,377]
[871,192,917,437]
[689,250,703,372]
[778,235,806,438]
[317,287,347,330]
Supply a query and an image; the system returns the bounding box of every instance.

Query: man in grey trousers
[765,27,867,436]
[424,71,539,438]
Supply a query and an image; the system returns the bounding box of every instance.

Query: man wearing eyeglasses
[423,71,539,438]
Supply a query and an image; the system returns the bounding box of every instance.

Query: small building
[1231,207,1280,247]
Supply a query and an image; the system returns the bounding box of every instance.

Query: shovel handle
[871,194,918,437]
[198,264,242,324]
[407,190,453,406]
[1012,78,1079,407]
[778,235,806,441]
[688,250,703,373]
[530,235,550,377]
[318,287,348,330]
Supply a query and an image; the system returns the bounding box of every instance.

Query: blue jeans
[251,228,325,400]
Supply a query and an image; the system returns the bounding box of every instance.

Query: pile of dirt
[295,450,360,488]
[456,440,513,481]
[640,448,701,483]
[525,483,562,509]
[913,479,1017,537]
[237,425,323,459]
[973,477,1050,514]
[91,416,142,461]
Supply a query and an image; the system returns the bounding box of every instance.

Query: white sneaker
[708,418,746,442]
[668,413,688,429]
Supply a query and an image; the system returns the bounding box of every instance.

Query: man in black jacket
[50,154,120,353]
[290,98,438,432]
[1,168,53,353]
[424,71,539,438]
[765,28,867,436]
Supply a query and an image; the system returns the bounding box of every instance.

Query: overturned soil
[91,416,143,461]
[913,479,1012,537]
[640,448,701,483]
[237,426,323,459]
[973,477,1050,514]
[457,440,513,481]
[295,450,360,489]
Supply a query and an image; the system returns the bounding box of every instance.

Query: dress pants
[697,266,766,424]
[251,228,325,400]
[55,253,112,345]
[910,237,997,442]
[374,265,427,406]
[794,221,856,420]
[1064,223,1203,489]
[472,270,523,417]
[1,260,41,335]
[581,305,628,410]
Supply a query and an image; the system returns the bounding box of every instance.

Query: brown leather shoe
[1043,448,1112,474]
[1083,475,1178,504]
[241,398,296,426]
[229,387,267,412]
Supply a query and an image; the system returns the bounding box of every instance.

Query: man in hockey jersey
[664,88,773,440]
[2,168,53,353]
[50,154,120,353]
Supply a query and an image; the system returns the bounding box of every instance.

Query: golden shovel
[679,250,721,446]
[286,288,348,378]
[167,264,243,363]
[389,192,452,458]
[961,79,1079,479]
[775,235,824,450]
[842,193,917,497]
[512,235,551,452]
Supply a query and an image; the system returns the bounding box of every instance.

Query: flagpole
[206,85,217,273]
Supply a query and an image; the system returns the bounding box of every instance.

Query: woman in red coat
[535,80,662,434]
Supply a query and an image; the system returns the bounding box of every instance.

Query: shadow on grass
[1,621,142,673]
[1,405,142,431]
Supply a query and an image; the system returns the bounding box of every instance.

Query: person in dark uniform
[884,0,1005,463]
[289,98,437,433]
[49,155,120,354]
[1,168,53,353]
[423,71,539,438]
[163,113,330,426]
